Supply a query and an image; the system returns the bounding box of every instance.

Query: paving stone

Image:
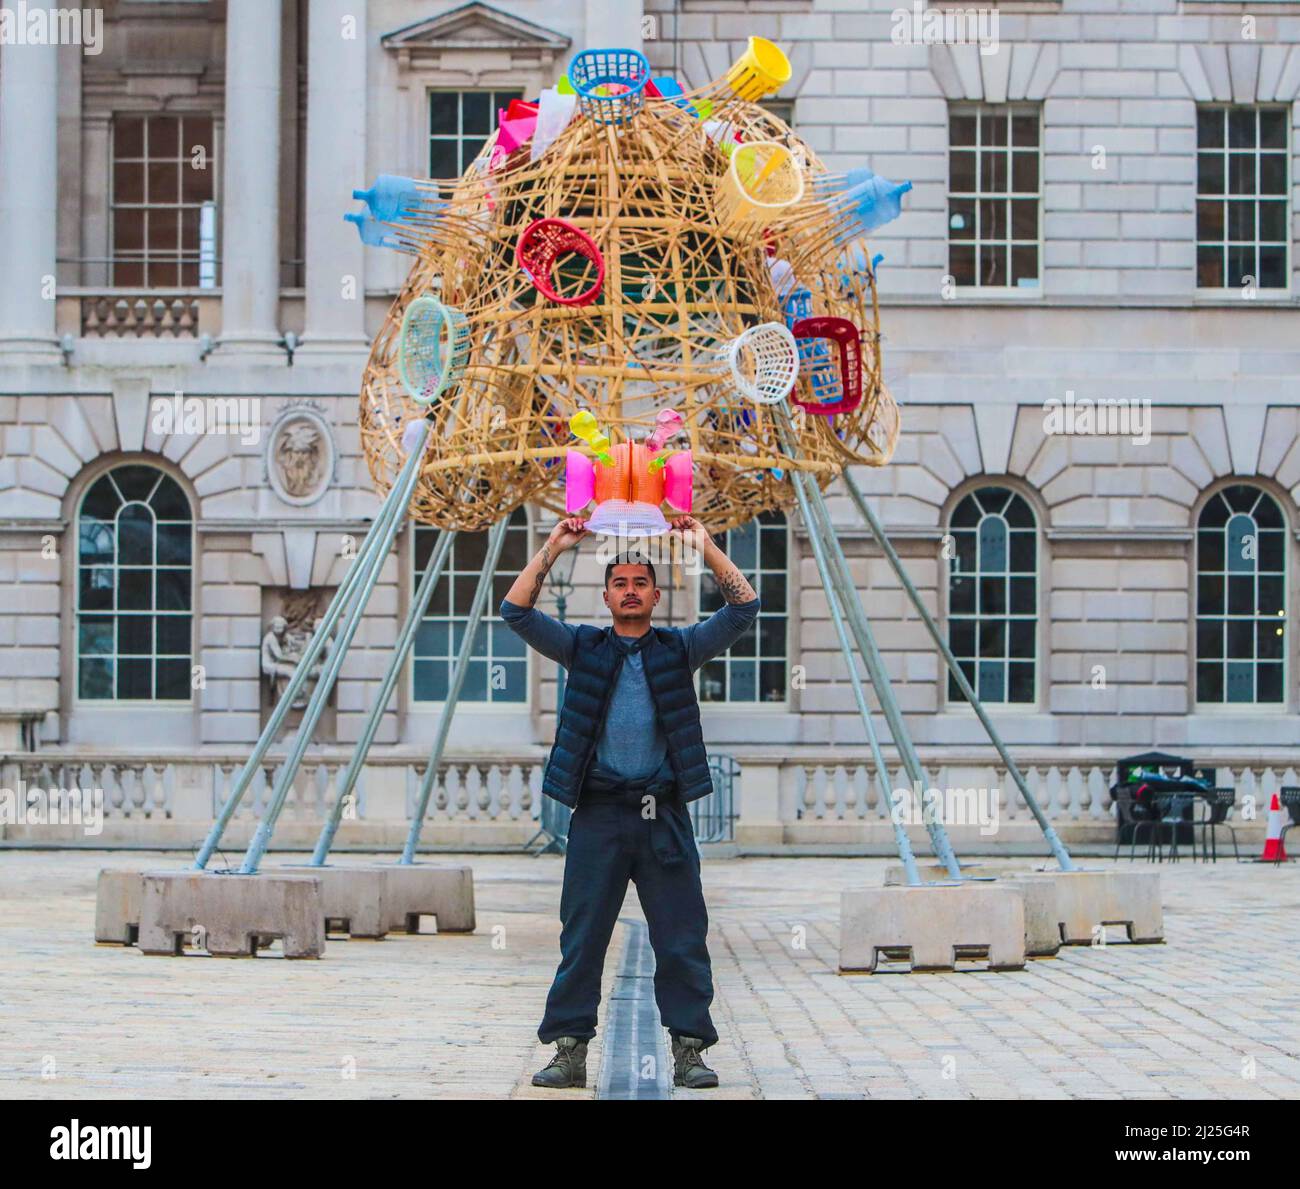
[1,853,1297,1099]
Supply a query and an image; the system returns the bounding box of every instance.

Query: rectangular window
[697,511,788,705]
[1196,105,1290,291]
[411,515,530,704]
[429,90,524,178]
[948,104,1041,290]
[110,114,215,287]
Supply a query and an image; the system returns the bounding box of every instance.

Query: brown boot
[531,1037,588,1089]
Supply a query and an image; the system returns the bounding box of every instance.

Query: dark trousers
[537,791,718,1047]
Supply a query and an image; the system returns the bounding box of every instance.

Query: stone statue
[260,612,335,711]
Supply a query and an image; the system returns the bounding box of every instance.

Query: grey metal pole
[400,515,511,864]
[839,468,1078,872]
[777,415,962,878]
[789,466,922,884]
[237,431,431,873]
[194,426,431,869]
[309,526,457,866]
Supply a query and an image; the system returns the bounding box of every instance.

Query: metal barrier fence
[526,753,738,855]
[692,754,738,844]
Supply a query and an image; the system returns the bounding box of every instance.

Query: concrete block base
[273,865,390,939]
[94,868,145,945]
[380,864,476,934]
[840,884,1026,973]
[1050,870,1164,944]
[137,871,326,958]
[882,864,1060,957]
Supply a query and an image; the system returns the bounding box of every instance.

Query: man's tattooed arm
[524,543,554,609]
[504,521,585,611]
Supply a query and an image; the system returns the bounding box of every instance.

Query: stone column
[299,0,369,358]
[0,40,61,359]
[217,0,284,357]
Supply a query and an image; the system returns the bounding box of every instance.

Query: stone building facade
[1,0,1299,849]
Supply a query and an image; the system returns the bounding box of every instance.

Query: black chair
[1197,788,1241,863]
[1153,792,1197,863]
[1113,785,1165,862]
[1279,788,1300,862]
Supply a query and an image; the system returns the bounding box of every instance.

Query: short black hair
[604,552,656,589]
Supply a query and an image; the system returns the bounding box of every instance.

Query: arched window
[697,510,788,703]
[947,486,1037,705]
[412,508,530,704]
[1196,485,1286,704]
[76,464,193,700]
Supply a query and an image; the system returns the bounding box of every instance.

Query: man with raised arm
[500,514,759,1091]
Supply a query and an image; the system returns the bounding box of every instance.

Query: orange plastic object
[593,442,667,506]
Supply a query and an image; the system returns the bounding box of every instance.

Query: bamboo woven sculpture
[357,40,902,533]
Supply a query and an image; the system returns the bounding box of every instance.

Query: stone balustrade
[0,748,1284,853]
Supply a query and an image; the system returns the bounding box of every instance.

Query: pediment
[381,2,571,55]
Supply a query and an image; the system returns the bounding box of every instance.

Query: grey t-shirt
[499,596,760,782]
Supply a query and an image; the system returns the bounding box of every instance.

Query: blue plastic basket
[569,48,651,126]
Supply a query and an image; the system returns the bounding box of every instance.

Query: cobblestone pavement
[1,850,1296,1100]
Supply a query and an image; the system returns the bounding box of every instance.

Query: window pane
[1196,662,1223,703]
[759,661,785,702]
[949,151,976,193]
[1011,114,1037,146]
[950,113,976,146]
[979,243,1006,286]
[949,197,975,239]
[119,569,152,610]
[156,658,191,700]
[157,615,190,655]
[118,505,154,564]
[156,523,192,564]
[1196,619,1223,660]
[1196,245,1224,288]
[1197,108,1224,149]
[730,661,757,702]
[117,658,152,700]
[119,615,152,656]
[80,657,114,700]
[413,660,448,702]
[429,94,457,135]
[1228,108,1256,149]
[1259,154,1287,195]
[79,616,114,656]
[1259,109,1286,149]
[156,568,191,611]
[80,567,114,610]
[1197,153,1224,195]
[462,92,490,134]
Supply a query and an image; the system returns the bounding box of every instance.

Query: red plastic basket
[514,218,606,307]
[789,316,862,416]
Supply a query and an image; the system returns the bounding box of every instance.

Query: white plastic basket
[727,322,799,405]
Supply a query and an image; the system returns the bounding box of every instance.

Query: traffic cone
[1257,793,1289,862]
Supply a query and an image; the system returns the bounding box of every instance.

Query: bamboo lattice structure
[359,75,900,533]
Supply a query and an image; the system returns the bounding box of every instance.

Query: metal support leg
[309,527,457,866]
[794,480,922,884]
[840,468,1077,872]
[400,516,511,864]
[778,415,962,878]
[194,427,431,869]
[239,440,427,874]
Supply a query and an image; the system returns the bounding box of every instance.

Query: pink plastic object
[496,113,538,155]
[662,450,694,512]
[565,450,596,513]
[516,218,606,306]
[646,408,683,452]
[789,316,863,416]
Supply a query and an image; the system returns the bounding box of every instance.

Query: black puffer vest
[540,624,714,807]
